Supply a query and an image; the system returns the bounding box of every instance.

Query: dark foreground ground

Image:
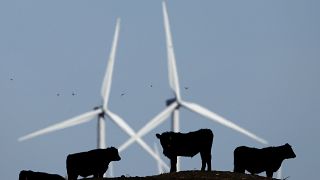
[81,171,279,180]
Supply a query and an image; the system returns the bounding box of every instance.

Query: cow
[233,143,296,178]
[66,147,121,180]
[156,128,214,172]
[19,170,65,180]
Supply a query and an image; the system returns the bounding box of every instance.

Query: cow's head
[283,143,296,159]
[156,132,175,157]
[106,147,121,161]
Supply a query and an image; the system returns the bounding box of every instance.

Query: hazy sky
[1,0,319,179]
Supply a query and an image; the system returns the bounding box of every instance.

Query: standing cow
[66,147,121,180]
[19,170,65,180]
[233,143,296,178]
[156,128,213,172]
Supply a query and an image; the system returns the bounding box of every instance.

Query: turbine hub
[94,106,105,118]
[166,98,180,109]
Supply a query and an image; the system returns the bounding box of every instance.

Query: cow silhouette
[234,143,296,178]
[66,147,121,180]
[19,170,65,180]
[156,128,213,172]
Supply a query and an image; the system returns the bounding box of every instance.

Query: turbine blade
[106,110,169,170]
[118,102,178,152]
[101,18,121,109]
[18,108,102,142]
[105,110,136,137]
[162,1,181,100]
[181,101,268,144]
[154,142,163,173]
[136,138,169,170]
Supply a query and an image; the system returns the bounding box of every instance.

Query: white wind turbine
[161,2,281,176]
[119,1,268,171]
[18,18,169,172]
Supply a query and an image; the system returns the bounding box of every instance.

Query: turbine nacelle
[166,98,181,110]
[94,106,105,118]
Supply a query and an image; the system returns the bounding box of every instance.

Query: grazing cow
[233,143,296,178]
[66,147,121,180]
[19,170,65,180]
[156,128,213,172]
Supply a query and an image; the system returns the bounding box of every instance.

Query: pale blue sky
[1,0,319,179]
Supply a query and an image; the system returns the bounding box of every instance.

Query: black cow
[66,147,121,180]
[156,128,213,172]
[233,143,296,178]
[19,170,65,180]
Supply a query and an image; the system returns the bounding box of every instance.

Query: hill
[81,171,279,180]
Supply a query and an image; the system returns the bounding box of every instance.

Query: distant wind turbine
[18,18,169,171]
[118,1,268,170]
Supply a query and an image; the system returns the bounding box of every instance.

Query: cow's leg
[98,172,104,178]
[67,174,77,180]
[94,172,103,178]
[206,153,212,171]
[266,171,273,178]
[233,165,245,173]
[200,151,212,171]
[233,155,245,173]
[234,167,245,173]
[170,156,177,173]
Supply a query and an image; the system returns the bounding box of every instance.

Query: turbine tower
[119,1,268,171]
[18,18,169,172]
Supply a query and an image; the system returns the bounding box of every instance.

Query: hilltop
[81,170,279,180]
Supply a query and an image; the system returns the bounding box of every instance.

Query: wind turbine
[119,1,268,170]
[18,18,169,172]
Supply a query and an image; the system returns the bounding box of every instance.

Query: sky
[1,0,319,179]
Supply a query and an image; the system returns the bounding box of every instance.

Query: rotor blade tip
[18,137,26,142]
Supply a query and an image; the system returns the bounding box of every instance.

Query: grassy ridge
[81,170,279,180]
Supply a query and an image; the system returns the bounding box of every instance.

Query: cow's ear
[156,134,161,139]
